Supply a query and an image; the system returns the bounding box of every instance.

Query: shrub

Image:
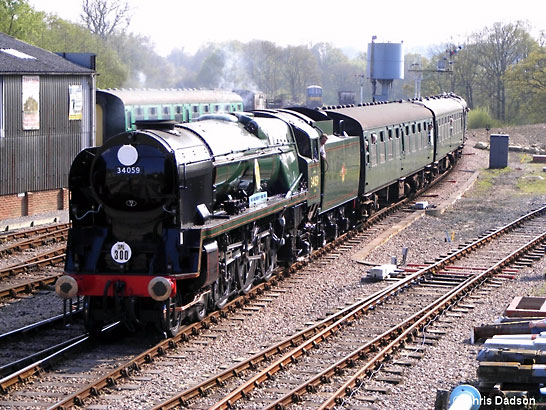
[468,107,502,129]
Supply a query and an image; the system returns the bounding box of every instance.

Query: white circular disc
[111,241,132,264]
[117,145,138,166]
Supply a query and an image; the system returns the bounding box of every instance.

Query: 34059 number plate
[116,166,141,174]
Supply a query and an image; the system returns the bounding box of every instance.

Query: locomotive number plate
[116,166,141,174]
[111,241,132,264]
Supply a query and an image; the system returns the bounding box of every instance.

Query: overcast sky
[29,0,546,56]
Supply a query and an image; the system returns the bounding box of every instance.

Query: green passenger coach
[96,88,244,146]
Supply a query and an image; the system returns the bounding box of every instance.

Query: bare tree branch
[80,0,131,39]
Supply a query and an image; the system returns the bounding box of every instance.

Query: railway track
[0,308,84,379]
[149,205,546,409]
[0,245,65,301]
[1,205,541,409]
[0,163,500,408]
[0,225,69,257]
[0,222,69,303]
[0,223,70,245]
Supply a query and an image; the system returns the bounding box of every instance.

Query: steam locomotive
[55,94,467,336]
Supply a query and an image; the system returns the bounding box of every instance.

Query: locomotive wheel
[238,256,254,294]
[160,293,183,337]
[83,296,104,338]
[212,259,235,309]
[262,247,277,281]
[259,236,276,281]
[189,302,207,322]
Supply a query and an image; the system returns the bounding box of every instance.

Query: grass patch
[472,167,512,195]
[516,164,546,194]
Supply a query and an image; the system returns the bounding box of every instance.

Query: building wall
[0,74,93,196]
[0,188,68,220]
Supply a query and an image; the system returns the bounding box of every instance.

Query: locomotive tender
[55,94,467,336]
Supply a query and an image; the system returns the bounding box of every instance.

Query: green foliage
[27,16,128,88]
[468,107,502,129]
[471,167,512,195]
[504,45,546,124]
[516,164,546,194]
[0,0,46,41]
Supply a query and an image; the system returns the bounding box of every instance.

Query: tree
[451,43,480,109]
[0,0,46,41]
[242,41,284,99]
[470,21,535,121]
[505,44,546,123]
[80,0,131,39]
[109,31,177,88]
[282,45,320,104]
[30,16,128,88]
[195,48,226,88]
[311,43,364,104]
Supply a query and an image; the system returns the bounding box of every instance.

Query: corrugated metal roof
[0,32,94,75]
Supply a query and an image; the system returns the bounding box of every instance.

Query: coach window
[163,106,170,116]
[370,136,377,166]
[204,105,210,113]
[213,104,219,112]
[136,106,143,120]
[126,111,132,129]
[387,130,394,160]
[149,107,157,117]
[174,106,183,122]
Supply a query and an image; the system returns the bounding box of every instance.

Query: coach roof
[0,32,94,75]
[326,100,432,131]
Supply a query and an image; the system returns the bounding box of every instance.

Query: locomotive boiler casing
[178,115,300,224]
